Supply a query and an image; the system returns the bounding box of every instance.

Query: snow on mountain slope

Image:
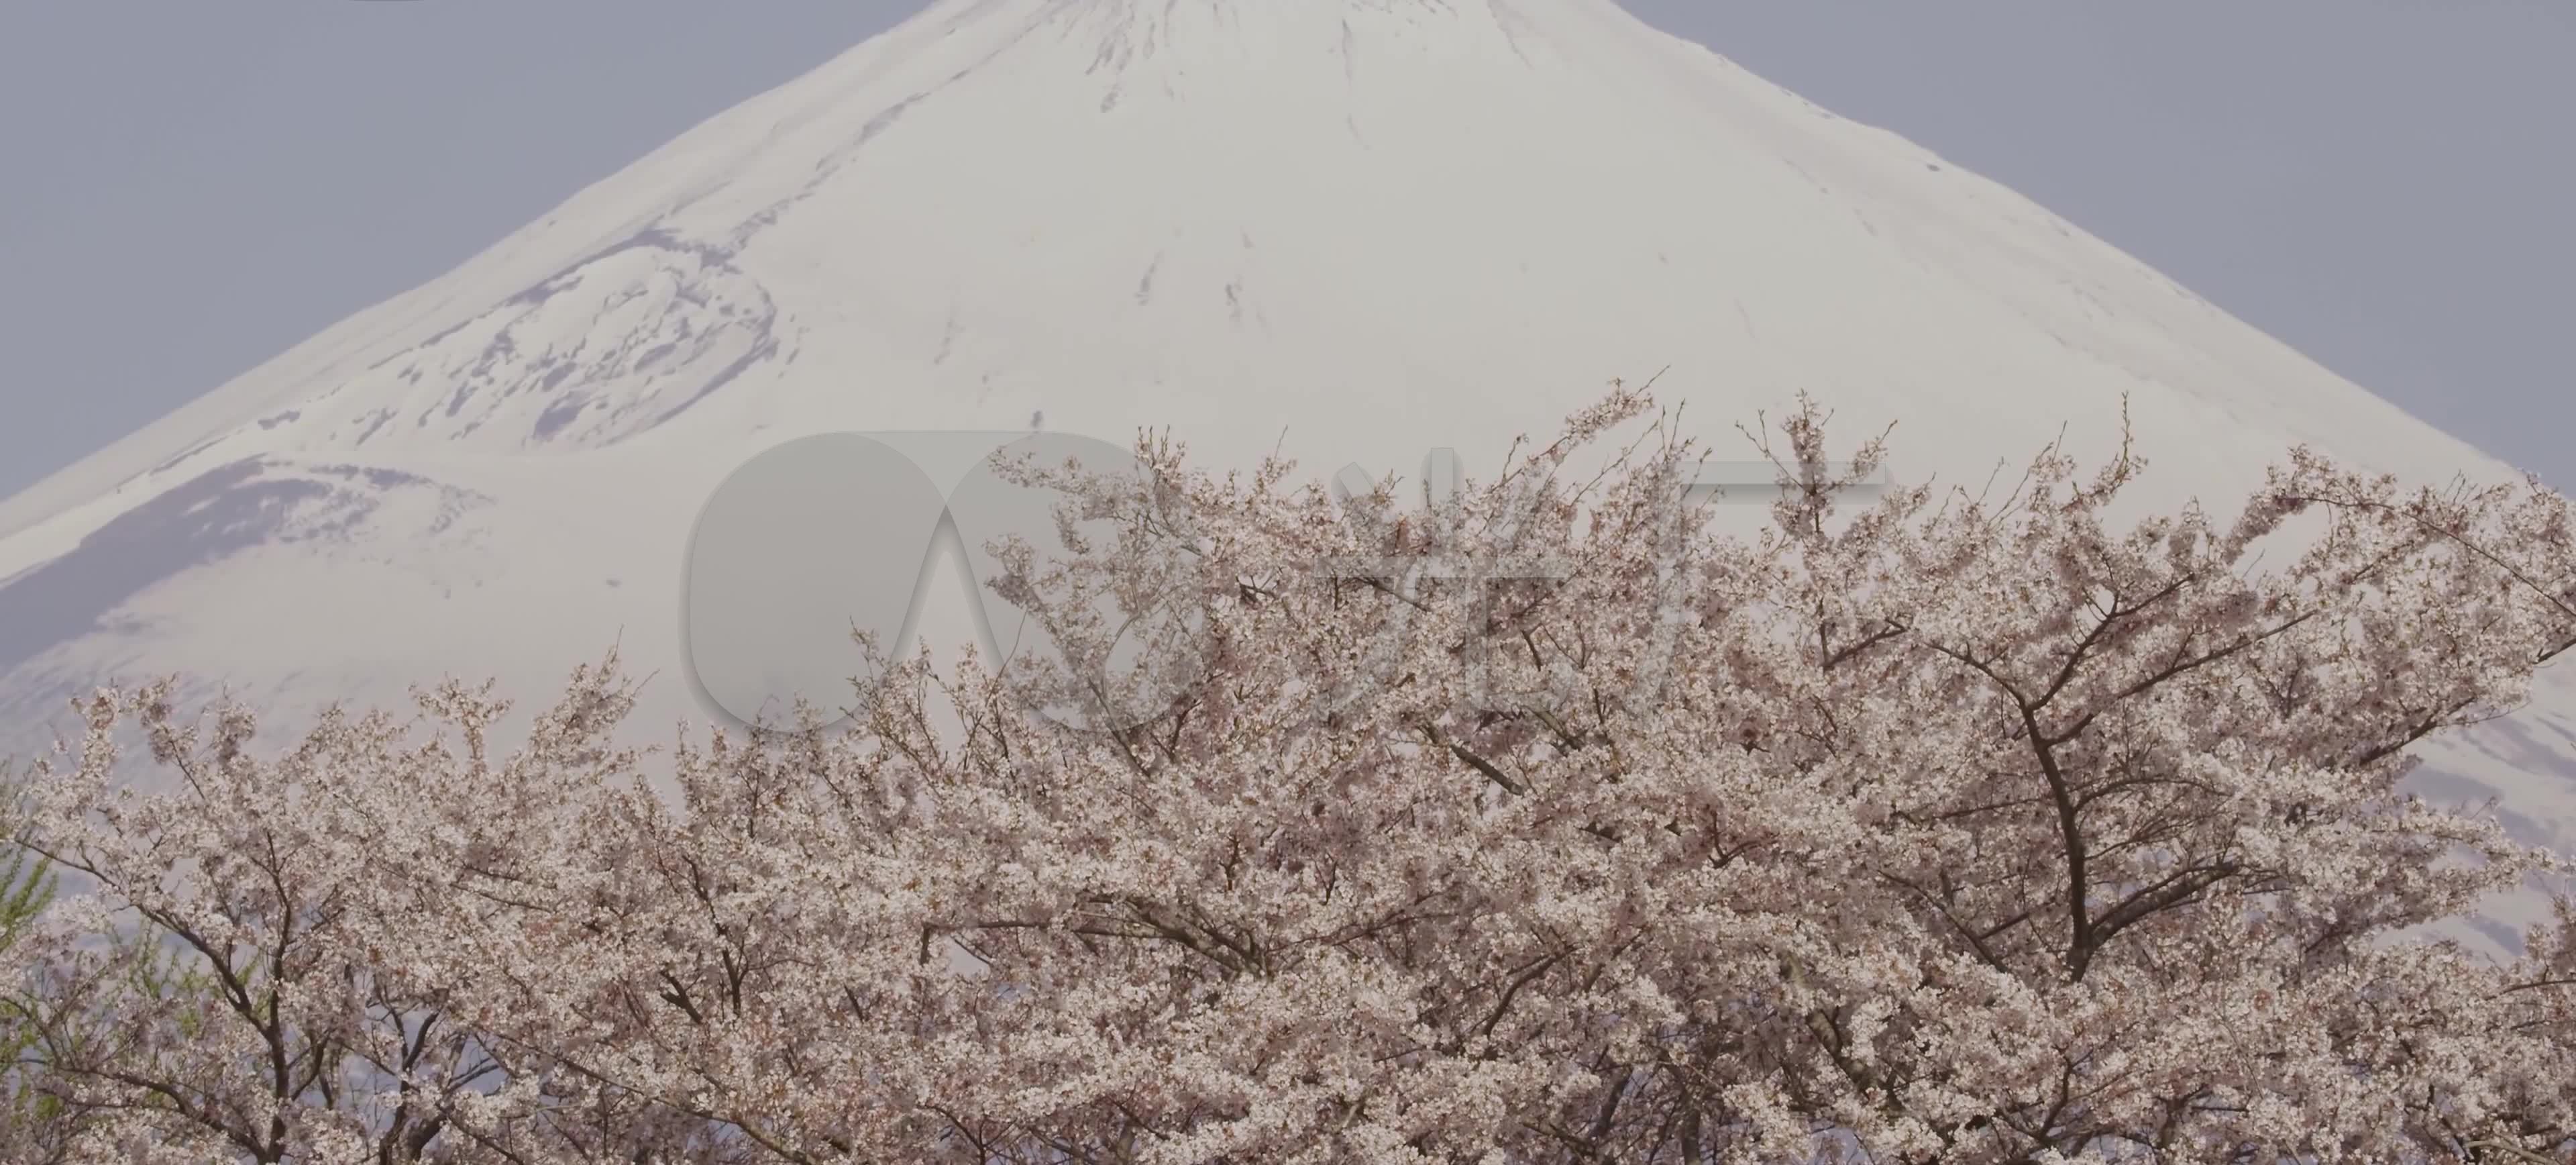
[1,0,2567,952]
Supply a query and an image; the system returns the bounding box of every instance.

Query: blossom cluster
[3,388,2573,1164]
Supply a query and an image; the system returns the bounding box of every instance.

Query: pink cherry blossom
[3,387,2572,1163]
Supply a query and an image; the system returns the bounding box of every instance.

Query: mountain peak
[0,0,2498,546]
[3,5,2553,942]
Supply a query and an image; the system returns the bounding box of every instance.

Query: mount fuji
[2,0,2569,952]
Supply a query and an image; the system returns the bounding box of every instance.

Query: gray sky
[1,1,2568,501]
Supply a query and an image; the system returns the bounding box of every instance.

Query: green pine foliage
[0,762,62,1145]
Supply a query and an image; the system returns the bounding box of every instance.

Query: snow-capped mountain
[1,0,2567,953]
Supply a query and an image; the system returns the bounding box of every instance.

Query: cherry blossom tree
[5,387,2575,1163]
